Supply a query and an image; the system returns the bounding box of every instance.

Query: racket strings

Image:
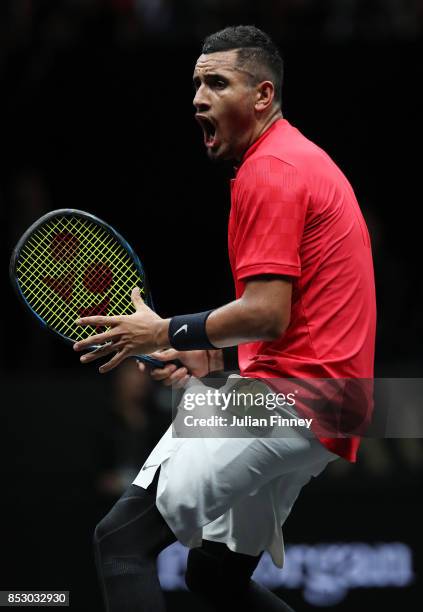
[16,215,146,342]
[18,218,141,339]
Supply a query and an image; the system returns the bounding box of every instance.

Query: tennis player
[75,26,376,612]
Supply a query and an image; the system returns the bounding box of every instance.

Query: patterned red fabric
[228,119,376,462]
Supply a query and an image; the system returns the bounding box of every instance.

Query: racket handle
[135,355,184,370]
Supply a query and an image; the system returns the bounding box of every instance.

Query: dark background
[1,1,422,610]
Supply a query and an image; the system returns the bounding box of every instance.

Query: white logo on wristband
[174,324,188,337]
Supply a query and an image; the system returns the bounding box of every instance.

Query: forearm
[205,298,284,348]
[154,277,291,356]
[154,298,286,352]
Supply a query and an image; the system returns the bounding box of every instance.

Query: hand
[73,287,168,373]
[138,348,210,387]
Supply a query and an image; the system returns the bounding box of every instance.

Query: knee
[93,493,136,549]
[93,506,117,544]
[93,512,147,579]
[93,505,126,559]
[93,515,111,561]
[93,519,104,549]
[93,490,171,565]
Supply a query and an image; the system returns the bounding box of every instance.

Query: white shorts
[133,378,338,567]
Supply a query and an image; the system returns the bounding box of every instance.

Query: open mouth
[196,115,218,148]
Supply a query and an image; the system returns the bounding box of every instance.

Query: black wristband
[222,346,239,371]
[168,310,216,351]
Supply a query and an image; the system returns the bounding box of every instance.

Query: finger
[149,349,179,362]
[137,361,146,373]
[98,350,128,374]
[73,329,121,352]
[150,364,178,380]
[76,315,120,327]
[163,367,188,386]
[79,342,117,364]
[131,286,145,310]
[164,371,189,388]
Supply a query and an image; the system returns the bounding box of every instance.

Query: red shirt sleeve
[232,155,309,282]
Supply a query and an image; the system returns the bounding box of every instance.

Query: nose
[193,84,210,113]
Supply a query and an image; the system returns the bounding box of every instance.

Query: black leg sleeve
[186,540,295,612]
[94,481,175,612]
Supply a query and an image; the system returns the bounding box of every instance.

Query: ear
[255,81,275,112]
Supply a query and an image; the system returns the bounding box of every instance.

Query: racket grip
[135,355,184,370]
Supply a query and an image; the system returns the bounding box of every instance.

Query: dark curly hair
[202,25,283,106]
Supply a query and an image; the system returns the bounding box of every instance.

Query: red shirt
[228,119,376,462]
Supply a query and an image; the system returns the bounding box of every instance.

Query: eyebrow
[193,72,228,83]
[193,65,257,83]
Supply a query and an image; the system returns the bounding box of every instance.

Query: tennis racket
[10,208,169,369]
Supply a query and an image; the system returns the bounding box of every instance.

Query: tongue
[206,132,217,148]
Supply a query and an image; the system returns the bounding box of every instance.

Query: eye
[214,78,227,90]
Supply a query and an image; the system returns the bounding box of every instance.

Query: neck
[237,107,283,162]
[256,107,283,141]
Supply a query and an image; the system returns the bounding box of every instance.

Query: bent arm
[156,275,292,349]
[147,275,291,383]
